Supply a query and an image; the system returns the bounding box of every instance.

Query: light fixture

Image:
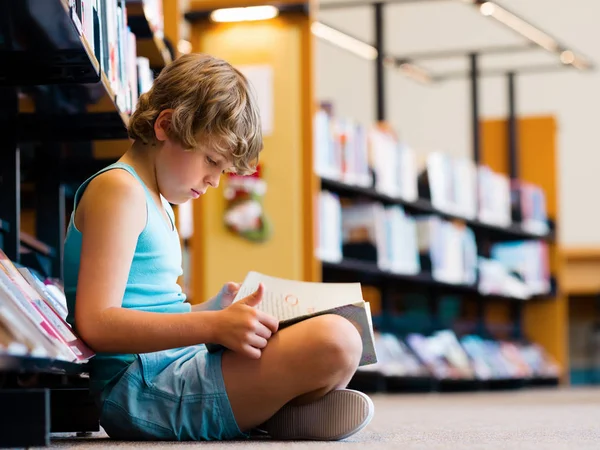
[479,2,495,16]
[210,5,279,23]
[177,40,193,54]
[560,50,575,65]
[397,62,433,85]
[476,2,559,52]
[311,22,378,61]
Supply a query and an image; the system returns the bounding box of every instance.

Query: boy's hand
[215,283,279,359]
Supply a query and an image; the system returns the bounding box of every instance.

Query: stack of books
[70,0,156,115]
[0,250,94,363]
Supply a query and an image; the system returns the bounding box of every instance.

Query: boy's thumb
[241,283,264,307]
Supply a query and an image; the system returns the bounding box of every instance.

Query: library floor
[44,387,600,449]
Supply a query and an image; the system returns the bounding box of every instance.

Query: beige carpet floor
[41,387,600,449]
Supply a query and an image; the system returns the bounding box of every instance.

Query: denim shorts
[99,345,247,441]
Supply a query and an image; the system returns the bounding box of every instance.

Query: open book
[208,272,378,366]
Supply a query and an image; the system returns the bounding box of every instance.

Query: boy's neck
[119,141,162,197]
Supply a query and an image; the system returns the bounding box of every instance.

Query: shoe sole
[263,389,374,441]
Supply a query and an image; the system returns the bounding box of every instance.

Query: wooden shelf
[320,177,555,242]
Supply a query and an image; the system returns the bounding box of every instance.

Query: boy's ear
[154,109,175,142]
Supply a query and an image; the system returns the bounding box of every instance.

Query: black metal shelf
[322,258,549,302]
[0,0,100,86]
[320,177,555,242]
[0,353,87,375]
[0,0,130,132]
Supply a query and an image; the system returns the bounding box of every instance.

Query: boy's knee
[306,314,362,375]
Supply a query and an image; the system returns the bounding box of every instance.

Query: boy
[63,53,374,441]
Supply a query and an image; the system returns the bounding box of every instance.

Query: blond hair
[128,53,262,175]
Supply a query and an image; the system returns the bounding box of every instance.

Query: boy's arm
[73,171,276,356]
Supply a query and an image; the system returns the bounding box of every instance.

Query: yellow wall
[190,14,313,302]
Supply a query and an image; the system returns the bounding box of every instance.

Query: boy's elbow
[75,309,111,352]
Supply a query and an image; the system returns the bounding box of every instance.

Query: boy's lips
[191,189,202,198]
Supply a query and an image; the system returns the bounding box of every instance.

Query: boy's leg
[221,314,363,432]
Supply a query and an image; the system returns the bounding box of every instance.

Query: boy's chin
[164,195,193,206]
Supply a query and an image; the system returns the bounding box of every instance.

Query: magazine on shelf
[0,250,95,362]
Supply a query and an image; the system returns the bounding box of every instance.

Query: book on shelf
[0,250,94,363]
[490,241,551,296]
[314,106,372,187]
[424,151,455,215]
[339,201,421,275]
[341,202,389,270]
[316,190,343,263]
[416,216,477,285]
[406,331,475,380]
[358,332,429,378]
[207,271,378,367]
[514,180,550,235]
[477,166,512,227]
[127,0,165,37]
[70,0,156,115]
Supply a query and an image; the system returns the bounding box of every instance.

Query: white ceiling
[317,0,584,76]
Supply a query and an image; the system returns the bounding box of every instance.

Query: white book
[208,272,378,366]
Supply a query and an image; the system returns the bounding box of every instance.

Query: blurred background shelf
[320,177,554,243]
[321,258,553,302]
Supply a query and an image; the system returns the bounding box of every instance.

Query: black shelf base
[18,113,129,142]
[0,389,50,448]
[0,50,100,86]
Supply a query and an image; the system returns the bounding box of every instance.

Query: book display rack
[0,0,173,446]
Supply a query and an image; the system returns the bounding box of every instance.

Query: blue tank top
[63,162,190,397]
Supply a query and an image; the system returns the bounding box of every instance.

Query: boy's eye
[206,156,218,166]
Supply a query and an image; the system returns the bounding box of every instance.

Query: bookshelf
[0,0,176,446]
[320,177,556,243]
[321,258,555,303]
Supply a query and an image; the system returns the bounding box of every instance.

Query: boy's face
[153,113,234,204]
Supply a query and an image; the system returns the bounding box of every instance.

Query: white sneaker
[260,389,374,441]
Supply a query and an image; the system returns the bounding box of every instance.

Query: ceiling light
[480,2,495,16]
[210,5,279,23]
[560,50,575,65]
[177,40,193,54]
[311,22,378,61]
[480,3,559,52]
[397,62,433,85]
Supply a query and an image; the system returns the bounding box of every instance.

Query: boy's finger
[240,283,264,307]
[257,310,279,334]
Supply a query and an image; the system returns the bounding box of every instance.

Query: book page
[233,272,363,321]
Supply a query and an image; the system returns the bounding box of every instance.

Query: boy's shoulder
[84,167,146,202]
[76,167,147,230]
